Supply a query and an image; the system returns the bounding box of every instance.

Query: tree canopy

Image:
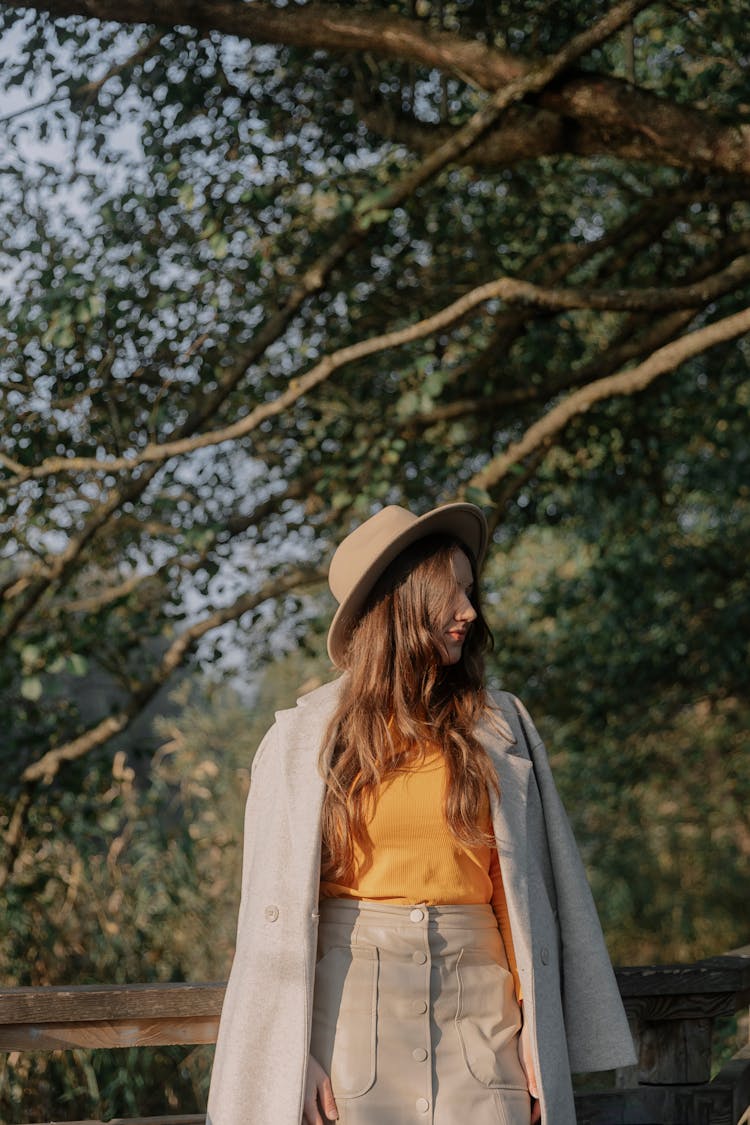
[0,0,748,949]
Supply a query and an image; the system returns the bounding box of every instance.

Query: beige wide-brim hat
[327,502,488,668]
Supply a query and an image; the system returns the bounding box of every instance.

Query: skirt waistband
[318,897,500,930]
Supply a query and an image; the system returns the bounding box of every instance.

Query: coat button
[410,907,425,923]
[412,1047,428,1061]
[412,951,427,964]
[540,946,550,964]
[416,1097,430,1112]
[411,1000,427,1014]
[264,905,279,922]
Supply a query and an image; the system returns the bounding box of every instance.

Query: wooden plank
[0,1015,220,1051]
[623,994,738,1023]
[0,948,745,1028]
[0,983,226,1025]
[574,1083,710,1124]
[615,955,750,1001]
[634,1017,713,1084]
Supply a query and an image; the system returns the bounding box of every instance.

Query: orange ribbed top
[319,746,521,999]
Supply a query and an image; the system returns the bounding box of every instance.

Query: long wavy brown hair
[319,533,500,881]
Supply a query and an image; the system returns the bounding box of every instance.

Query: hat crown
[329,506,418,604]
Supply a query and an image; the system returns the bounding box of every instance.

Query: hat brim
[327,502,487,668]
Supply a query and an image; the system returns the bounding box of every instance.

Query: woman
[207,503,635,1125]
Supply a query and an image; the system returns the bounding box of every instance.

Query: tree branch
[413,202,750,411]
[0,467,163,643]
[7,249,749,485]
[1,0,527,86]
[3,0,656,491]
[542,76,750,179]
[9,0,748,177]
[0,787,34,891]
[19,564,326,785]
[1,562,326,885]
[411,223,750,430]
[51,478,314,618]
[464,305,750,497]
[360,78,750,177]
[408,308,695,428]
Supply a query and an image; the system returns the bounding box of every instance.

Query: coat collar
[478,693,533,860]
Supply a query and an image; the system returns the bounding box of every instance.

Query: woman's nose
[456,593,477,622]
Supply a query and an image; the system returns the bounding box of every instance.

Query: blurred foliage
[0,679,264,1118]
[0,0,749,1115]
[483,350,750,963]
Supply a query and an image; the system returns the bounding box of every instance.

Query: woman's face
[440,549,477,665]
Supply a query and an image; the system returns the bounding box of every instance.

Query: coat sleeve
[232,722,279,932]
[207,719,309,1125]
[512,696,637,1073]
[206,720,283,1116]
[208,678,348,1125]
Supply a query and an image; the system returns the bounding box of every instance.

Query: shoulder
[484,689,545,753]
[275,674,346,723]
[250,676,345,774]
[264,674,347,747]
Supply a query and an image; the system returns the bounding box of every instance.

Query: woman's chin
[441,643,464,666]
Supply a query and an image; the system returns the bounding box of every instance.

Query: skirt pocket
[493,1087,532,1125]
[454,947,525,1089]
[311,945,379,1098]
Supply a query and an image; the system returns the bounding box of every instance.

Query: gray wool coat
[206,678,636,1125]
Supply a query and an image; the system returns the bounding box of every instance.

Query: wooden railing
[0,946,748,1125]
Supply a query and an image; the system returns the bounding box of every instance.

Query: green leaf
[331,491,352,511]
[396,390,420,420]
[354,188,392,216]
[21,643,41,668]
[68,654,88,677]
[358,209,390,231]
[21,676,43,702]
[464,486,493,508]
[177,183,195,209]
[208,231,229,259]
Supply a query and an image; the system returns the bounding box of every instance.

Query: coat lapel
[477,707,535,968]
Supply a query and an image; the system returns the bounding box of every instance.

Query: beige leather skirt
[311,899,530,1125]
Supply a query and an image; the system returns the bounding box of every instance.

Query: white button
[264,905,279,922]
[416,1097,430,1112]
[540,946,550,964]
[411,1000,427,1014]
[410,907,424,923]
[412,951,427,965]
[412,1047,428,1062]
